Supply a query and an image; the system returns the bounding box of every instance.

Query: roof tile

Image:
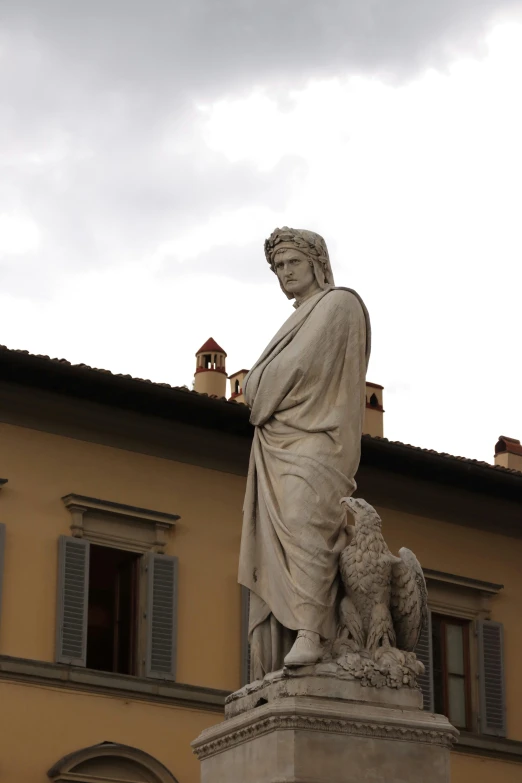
[1,343,521,478]
[196,337,227,356]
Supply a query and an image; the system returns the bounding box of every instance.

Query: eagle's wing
[390,547,427,651]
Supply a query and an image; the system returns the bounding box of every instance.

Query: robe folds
[238,286,371,670]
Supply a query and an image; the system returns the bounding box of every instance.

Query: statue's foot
[284,631,322,667]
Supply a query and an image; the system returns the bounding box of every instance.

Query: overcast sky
[1,1,521,463]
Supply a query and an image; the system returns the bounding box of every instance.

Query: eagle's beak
[340,497,356,510]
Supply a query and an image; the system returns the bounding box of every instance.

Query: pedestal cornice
[192,694,458,761]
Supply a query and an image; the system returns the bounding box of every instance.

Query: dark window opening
[369,393,379,407]
[432,614,471,729]
[235,379,240,394]
[203,353,212,369]
[86,544,140,676]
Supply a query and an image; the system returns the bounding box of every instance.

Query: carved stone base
[225,663,423,719]
[192,676,458,783]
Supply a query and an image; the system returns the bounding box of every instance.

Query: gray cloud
[2,0,519,94]
[1,0,520,296]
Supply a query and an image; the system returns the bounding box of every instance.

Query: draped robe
[238,286,371,677]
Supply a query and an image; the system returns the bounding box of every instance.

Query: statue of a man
[238,227,371,679]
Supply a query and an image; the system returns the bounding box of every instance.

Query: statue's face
[274,248,320,301]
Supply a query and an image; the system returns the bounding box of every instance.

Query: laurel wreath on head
[264,226,332,285]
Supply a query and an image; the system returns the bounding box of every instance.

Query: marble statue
[194,231,451,783]
[238,227,371,677]
[339,497,427,656]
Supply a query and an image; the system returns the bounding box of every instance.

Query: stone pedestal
[192,670,458,783]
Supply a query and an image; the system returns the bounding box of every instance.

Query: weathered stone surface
[225,667,422,719]
[192,691,458,783]
[338,497,428,658]
[238,227,372,675]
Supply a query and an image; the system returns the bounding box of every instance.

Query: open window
[432,614,472,730]
[415,570,506,736]
[56,537,178,679]
[57,495,179,680]
[86,544,140,675]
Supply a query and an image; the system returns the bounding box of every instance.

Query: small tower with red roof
[194,338,227,397]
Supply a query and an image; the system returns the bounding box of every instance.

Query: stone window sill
[455,731,522,762]
[2,655,521,763]
[0,655,227,712]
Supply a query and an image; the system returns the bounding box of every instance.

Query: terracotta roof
[228,369,250,378]
[0,343,239,402]
[363,435,522,477]
[0,344,199,396]
[495,436,522,457]
[0,344,521,493]
[196,337,227,356]
[0,343,247,438]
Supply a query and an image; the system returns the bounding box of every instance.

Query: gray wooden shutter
[241,586,251,686]
[478,619,506,736]
[56,536,90,666]
[415,608,434,712]
[0,523,6,624]
[145,553,178,680]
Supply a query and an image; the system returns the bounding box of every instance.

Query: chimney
[363,382,384,438]
[228,369,249,403]
[494,436,522,472]
[194,338,227,398]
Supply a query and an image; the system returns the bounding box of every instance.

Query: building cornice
[423,569,503,596]
[1,344,522,502]
[0,655,227,713]
[61,494,179,553]
[455,731,522,763]
[2,655,521,764]
[61,494,179,527]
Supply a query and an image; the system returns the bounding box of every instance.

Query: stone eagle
[338,497,427,655]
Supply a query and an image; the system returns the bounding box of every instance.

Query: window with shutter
[56,536,90,666]
[432,614,472,729]
[145,553,178,680]
[241,586,251,686]
[0,522,6,625]
[86,544,140,675]
[478,619,506,737]
[415,608,434,712]
[56,537,180,680]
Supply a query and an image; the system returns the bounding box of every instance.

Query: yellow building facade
[0,342,521,782]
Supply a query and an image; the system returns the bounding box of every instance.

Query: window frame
[57,494,180,680]
[61,493,179,554]
[431,613,473,731]
[47,741,180,783]
[56,536,179,680]
[85,542,141,676]
[420,570,506,736]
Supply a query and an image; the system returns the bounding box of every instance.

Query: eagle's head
[341,497,382,529]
